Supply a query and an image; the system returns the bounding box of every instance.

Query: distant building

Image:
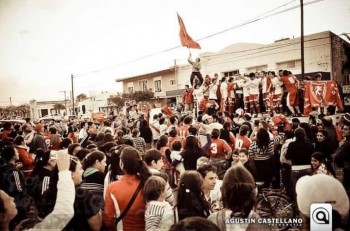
[77,91,115,118]
[29,99,68,120]
[116,31,350,106]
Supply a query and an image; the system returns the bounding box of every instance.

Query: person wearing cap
[31,123,48,152]
[202,114,213,125]
[296,174,349,230]
[333,116,350,193]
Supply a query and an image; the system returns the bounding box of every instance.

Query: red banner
[177,13,201,49]
[304,80,343,114]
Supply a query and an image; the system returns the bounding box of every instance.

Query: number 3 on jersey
[210,143,218,155]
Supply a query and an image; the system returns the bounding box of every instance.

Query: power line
[75,0,325,78]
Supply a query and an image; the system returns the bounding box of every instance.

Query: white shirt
[209,83,218,100]
[272,77,284,94]
[193,88,204,102]
[237,80,250,97]
[249,78,261,95]
[220,81,228,99]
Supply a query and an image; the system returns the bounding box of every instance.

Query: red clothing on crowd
[15,145,34,177]
[279,76,298,93]
[227,82,235,99]
[182,89,194,104]
[207,138,232,159]
[235,134,252,150]
[1,129,13,141]
[160,146,172,170]
[178,124,190,139]
[68,132,78,143]
[104,175,146,231]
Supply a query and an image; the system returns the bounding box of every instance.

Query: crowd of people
[0,77,350,230]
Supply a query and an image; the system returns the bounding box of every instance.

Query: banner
[304,80,343,114]
[177,13,201,49]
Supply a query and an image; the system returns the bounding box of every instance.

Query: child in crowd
[231,149,240,166]
[196,156,210,169]
[238,148,257,180]
[311,152,334,176]
[171,140,185,177]
[144,176,175,231]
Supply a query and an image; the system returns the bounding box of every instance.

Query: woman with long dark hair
[181,127,211,170]
[314,130,333,161]
[176,171,210,220]
[81,151,106,201]
[219,121,235,149]
[248,127,275,188]
[104,147,151,231]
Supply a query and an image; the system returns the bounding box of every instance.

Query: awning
[166,89,184,97]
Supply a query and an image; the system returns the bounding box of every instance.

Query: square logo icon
[310,203,332,231]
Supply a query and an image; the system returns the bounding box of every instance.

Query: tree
[107,95,126,111]
[76,93,88,102]
[53,103,66,114]
[123,90,154,102]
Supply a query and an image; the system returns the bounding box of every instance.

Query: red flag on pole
[177,13,201,49]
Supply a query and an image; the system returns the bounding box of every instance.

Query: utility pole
[300,0,305,79]
[71,74,75,115]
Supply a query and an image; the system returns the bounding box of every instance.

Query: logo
[310,82,327,104]
[310,203,332,231]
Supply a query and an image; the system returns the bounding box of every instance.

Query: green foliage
[53,103,66,110]
[108,95,126,108]
[122,90,154,102]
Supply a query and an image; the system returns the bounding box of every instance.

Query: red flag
[303,80,344,115]
[177,13,201,49]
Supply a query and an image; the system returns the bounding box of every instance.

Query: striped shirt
[248,139,275,161]
[132,137,147,153]
[145,201,175,231]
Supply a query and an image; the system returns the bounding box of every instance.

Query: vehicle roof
[0,119,26,124]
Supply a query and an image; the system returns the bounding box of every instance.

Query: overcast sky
[0,0,349,105]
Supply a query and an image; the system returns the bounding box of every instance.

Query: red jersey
[207,138,232,159]
[280,76,298,93]
[178,124,190,139]
[235,134,251,150]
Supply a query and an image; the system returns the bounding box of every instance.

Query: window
[276,60,301,69]
[139,80,148,91]
[223,70,239,77]
[128,87,133,93]
[246,65,267,73]
[170,79,176,86]
[154,80,162,92]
